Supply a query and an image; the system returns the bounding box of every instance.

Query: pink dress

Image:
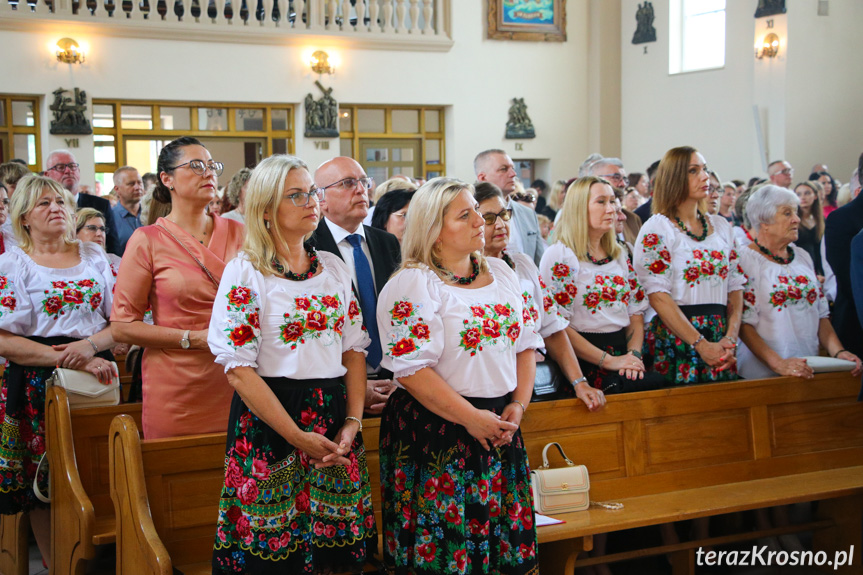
[111,216,244,438]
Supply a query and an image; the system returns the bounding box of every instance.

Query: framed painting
[488,0,567,42]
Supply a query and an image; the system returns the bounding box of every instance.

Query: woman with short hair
[76,207,121,273]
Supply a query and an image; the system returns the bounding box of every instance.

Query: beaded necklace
[273,245,319,281]
[586,251,613,266]
[753,238,795,265]
[501,251,516,270]
[449,254,480,285]
[674,211,709,242]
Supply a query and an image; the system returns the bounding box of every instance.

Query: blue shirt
[112,202,142,256]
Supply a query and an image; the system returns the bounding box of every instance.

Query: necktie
[346,234,382,368]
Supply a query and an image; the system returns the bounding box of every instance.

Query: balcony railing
[0,0,452,51]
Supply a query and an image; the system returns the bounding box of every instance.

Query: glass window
[160,106,191,130]
[198,107,228,131]
[365,148,388,163]
[392,109,419,133]
[0,103,6,127]
[340,139,353,158]
[235,108,265,131]
[13,134,35,165]
[94,135,116,164]
[393,166,414,178]
[424,109,440,133]
[121,105,153,129]
[425,139,441,163]
[366,166,388,183]
[273,138,288,155]
[670,0,726,74]
[271,109,290,131]
[11,101,34,127]
[338,108,352,133]
[92,104,115,128]
[357,109,385,133]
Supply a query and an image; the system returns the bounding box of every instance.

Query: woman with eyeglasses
[111,137,244,438]
[208,155,376,573]
[370,188,414,244]
[76,207,121,273]
[634,146,745,386]
[475,182,605,408]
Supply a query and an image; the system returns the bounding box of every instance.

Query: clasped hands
[695,335,737,371]
[296,418,362,469]
[53,339,117,385]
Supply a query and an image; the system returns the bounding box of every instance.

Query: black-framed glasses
[286,188,325,207]
[482,208,513,225]
[47,162,79,173]
[168,160,224,176]
[321,176,374,193]
[83,225,107,233]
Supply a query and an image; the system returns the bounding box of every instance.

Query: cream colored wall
[0,0,592,189]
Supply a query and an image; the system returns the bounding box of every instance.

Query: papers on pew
[535,513,565,527]
[800,356,856,373]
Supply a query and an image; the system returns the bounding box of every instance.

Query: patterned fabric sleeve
[634,217,674,296]
[489,258,543,353]
[625,255,649,317]
[319,252,372,356]
[514,254,567,339]
[796,248,831,320]
[538,242,580,321]
[716,217,746,293]
[80,241,116,319]
[0,253,31,334]
[737,249,759,326]
[208,256,264,372]
[377,267,444,379]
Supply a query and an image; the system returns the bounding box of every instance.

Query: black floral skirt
[379,388,538,575]
[644,304,738,386]
[212,377,377,574]
[578,329,666,394]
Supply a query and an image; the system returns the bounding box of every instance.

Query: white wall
[620,0,863,183]
[0,0,592,188]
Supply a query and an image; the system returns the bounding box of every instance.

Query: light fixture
[309,50,334,75]
[755,33,780,59]
[56,38,85,64]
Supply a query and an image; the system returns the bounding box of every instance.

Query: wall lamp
[309,50,334,75]
[755,33,780,59]
[56,38,85,64]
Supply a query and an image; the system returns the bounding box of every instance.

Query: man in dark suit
[825,152,863,359]
[312,156,401,415]
[45,149,121,254]
[851,228,863,400]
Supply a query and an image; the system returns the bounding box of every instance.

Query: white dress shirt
[324,218,377,292]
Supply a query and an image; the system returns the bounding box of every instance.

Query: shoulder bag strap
[156,224,219,287]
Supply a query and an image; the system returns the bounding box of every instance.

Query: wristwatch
[572,376,588,387]
[180,330,191,350]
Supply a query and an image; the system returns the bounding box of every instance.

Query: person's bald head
[314,156,372,232]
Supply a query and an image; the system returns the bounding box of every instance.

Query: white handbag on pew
[531,442,591,514]
[46,365,121,408]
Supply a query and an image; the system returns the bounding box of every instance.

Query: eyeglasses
[168,160,224,177]
[482,208,513,225]
[777,168,794,175]
[511,193,536,203]
[82,225,107,233]
[320,176,374,193]
[598,173,626,184]
[47,162,79,173]
[286,188,325,207]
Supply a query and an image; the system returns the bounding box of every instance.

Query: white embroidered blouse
[208,251,370,378]
[510,252,568,339]
[737,245,830,379]
[376,257,543,398]
[0,242,114,338]
[539,242,648,334]
[634,214,746,307]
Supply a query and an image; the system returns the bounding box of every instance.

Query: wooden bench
[109,373,863,574]
[45,386,143,575]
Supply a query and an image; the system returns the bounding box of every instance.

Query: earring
[265,220,270,230]
[170,186,174,191]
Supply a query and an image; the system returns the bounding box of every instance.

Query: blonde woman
[376,177,541,574]
[208,155,376,573]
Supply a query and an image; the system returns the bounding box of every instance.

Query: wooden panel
[770,397,863,457]
[523,423,625,479]
[642,409,753,474]
[164,470,225,530]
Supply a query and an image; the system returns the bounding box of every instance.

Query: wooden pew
[110,373,863,575]
[45,386,142,575]
[0,513,27,575]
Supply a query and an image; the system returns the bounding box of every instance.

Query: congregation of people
[0,139,861,574]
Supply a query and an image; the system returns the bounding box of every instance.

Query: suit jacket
[78,193,121,255]
[509,200,545,267]
[825,192,863,358]
[850,230,863,400]
[634,197,653,225]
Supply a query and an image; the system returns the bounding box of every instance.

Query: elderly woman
[377,178,541,574]
[737,185,861,379]
[208,155,376,573]
[76,207,122,273]
[221,167,251,224]
[542,177,664,394]
[634,146,745,385]
[370,188,414,244]
[0,175,116,565]
[111,137,244,439]
[475,182,605,409]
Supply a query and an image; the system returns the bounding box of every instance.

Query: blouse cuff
[394,362,437,380]
[348,346,370,357]
[643,286,672,296]
[217,357,258,373]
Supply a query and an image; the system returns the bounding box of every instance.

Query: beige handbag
[46,365,121,408]
[531,442,591,513]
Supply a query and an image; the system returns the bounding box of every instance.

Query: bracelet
[511,400,526,413]
[86,337,99,353]
[627,349,642,359]
[691,334,705,349]
[572,376,588,387]
[833,349,847,358]
[598,351,608,370]
[722,335,738,347]
[344,416,363,432]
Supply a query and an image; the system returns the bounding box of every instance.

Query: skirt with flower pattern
[644,304,738,386]
[212,377,377,574]
[379,388,539,575]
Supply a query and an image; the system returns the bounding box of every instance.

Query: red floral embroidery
[333,316,345,335]
[554,292,571,306]
[506,323,520,342]
[281,322,304,343]
[89,292,102,310]
[392,301,413,321]
[642,234,659,247]
[481,318,500,338]
[229,325,255,347]
[461,328,481,350]
[585,293,602,310]
[648,260,668,274]
[44,296,62,316]
[552,263,570,278]
[493,304,511,317]
[543,296,554,312]
[228,286,252,306]
[410,323,430,339]
[471,305,486,318]
[295,297,311,310]
[63,288,83,304]
[305,310,327,331]
[348,300,360,319]
[0,296,15,311]
[391,338,417,356]
[247,312,260,329]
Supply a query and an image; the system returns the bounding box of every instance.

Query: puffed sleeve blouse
[377,257,542,398]
[634,214,746,307]
[539,242,647,334]
[511,252,568,339]
[0,242,114,338]
[208,251,370,379]
[736,245,830,379]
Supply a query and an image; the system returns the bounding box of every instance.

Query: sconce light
[309,50,334,75]
[56,38,85,64]
[755,33,780,59]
